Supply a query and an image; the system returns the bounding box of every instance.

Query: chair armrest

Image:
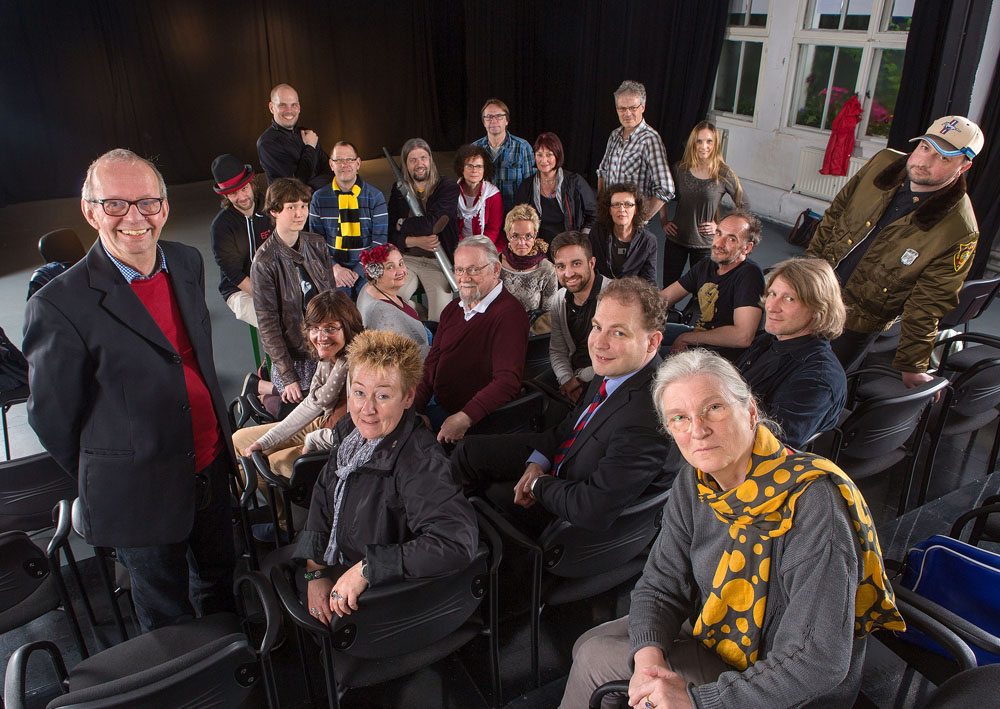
[949,502,1000,542]
[235,457,260,508]
[894,597,977,671]
[3,640,69,709]
[45,499,73,559]
[252,450,290,491]
[590,680,630,708]
[474,507,504,574]
[522,377,574,410]
[269,563,330,635]
[234,571,282,655]
[469,497,541,555]
[895,586,1000,658]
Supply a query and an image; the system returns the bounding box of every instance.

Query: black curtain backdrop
[967,64,1000,279]
[0,0,727,205]
[887,0,990,151]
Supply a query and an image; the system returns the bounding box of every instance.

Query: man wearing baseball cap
[209,154,272,327]
[806,115,983,385]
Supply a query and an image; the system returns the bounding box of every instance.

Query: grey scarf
[322,427,384,565]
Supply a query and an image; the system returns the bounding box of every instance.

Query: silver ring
[331,590,344,601]
[309,607,319,615]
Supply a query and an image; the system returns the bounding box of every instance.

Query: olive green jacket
[806,149,978,372]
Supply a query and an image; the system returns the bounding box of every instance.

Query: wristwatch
[530,476,541,496]
[361,558,370,581]
[303,567,331,582]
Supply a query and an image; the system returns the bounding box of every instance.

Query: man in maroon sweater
[414,235,528,444]
[23,149,236,632]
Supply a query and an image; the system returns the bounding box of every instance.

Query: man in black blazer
[22,149,236,632]
[452,277,674,533]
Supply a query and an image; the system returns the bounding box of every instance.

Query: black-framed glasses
[87,198,164,217]
[482,113,507,122]
[615,103,642,114]
[610,201,636,209]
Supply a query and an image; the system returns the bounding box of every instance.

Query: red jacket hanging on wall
[820,95,863,176]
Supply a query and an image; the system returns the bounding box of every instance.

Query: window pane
[885,0,914,30]
[749,0,768,26]
[793,44,835,128]
[823,46,862,129]
[729,0,748,26]
[714,40,741,113]
[866,48,904,136]
[844,0,872,30]
[804,0,844,30]
[737,42,763,116]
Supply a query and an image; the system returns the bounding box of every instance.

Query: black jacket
[735,334,847,449]
[296,409,479,586]
[513,170,597,234]
[22,240,234,548]
[589,221,658,286]
[256,120,334,190]
[387,179,461,260]
[529,355,675,530]
[209,205,272,299]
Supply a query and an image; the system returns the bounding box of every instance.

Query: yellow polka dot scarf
[692,426,905,670]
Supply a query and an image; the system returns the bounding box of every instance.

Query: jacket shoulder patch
[954,240,976,272]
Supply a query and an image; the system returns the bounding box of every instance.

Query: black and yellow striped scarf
[692,426,904,670]
[332,179,362,252]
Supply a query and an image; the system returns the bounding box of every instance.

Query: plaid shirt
[473,133,535,212]
[596,120,675,203]
[103,242,168,283]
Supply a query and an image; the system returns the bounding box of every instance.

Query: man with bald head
[23,149,237,632]
[257,83,334,190]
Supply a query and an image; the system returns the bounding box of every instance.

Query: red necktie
[552,378,608,475]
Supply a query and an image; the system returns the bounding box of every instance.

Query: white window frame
[782,0,909,144]
[711,1,771,124]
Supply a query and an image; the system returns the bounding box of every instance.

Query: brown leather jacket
[250,231,334,384]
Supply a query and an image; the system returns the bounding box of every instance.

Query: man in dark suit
[452,277,674,533]
[22,149,236,632]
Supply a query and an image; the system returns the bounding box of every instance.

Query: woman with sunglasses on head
[356,244,430,360]
[662,121,747,288]
[499,203,558,334]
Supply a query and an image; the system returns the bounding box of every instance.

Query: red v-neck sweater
[131,272,222,471]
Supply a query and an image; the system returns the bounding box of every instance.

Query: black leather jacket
[296,409,479,586]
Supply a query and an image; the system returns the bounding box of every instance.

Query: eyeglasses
[482,113,507,122]
[610,201,636,209]
[331,158,359,165]
[615,103,643,114]
[307,325,343,336]
[464,163,485,170]
[665,403,732,433]
[508,233,536,243]
[86,198,164,217]
[453,263,491,276]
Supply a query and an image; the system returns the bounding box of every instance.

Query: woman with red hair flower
[356,244,431,360]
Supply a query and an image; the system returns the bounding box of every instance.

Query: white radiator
[793,146,867,201]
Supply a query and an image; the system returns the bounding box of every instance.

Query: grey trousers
[559,616,730,708]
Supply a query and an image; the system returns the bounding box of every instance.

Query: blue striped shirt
[308,176,389,266]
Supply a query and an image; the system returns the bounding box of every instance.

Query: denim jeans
[116,452,236,632]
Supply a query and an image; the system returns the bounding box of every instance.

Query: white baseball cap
[910,115,985,160]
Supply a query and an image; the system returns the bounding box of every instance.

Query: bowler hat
[212,154,255,194]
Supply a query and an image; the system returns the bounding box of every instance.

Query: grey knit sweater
[629,465,867,708]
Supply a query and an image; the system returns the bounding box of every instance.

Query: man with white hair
[597,79,674,226]
[414,235,528,444]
